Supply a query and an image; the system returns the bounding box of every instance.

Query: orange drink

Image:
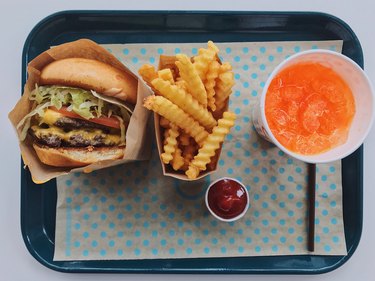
[253,50,373,163]
[265,62,355,155]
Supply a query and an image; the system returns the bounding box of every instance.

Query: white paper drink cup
[252,49,374,163]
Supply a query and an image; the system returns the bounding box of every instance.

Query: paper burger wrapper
[8,39,153,184]
[154,55,229,181]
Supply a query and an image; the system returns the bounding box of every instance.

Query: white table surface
[1,0,374,280]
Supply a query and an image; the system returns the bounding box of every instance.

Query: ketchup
[207,178,248,220]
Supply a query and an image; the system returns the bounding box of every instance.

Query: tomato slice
[50,106,121,129]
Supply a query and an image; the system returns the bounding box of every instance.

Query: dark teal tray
[21,10,363,274]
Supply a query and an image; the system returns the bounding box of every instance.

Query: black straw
[308,163,316,252]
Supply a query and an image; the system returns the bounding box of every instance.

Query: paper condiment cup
[205,177,250,222]
[252,49,374,163]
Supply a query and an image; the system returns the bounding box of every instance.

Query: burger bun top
[40,57,138,104]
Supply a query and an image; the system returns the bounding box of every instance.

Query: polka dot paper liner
[54,41,347,261]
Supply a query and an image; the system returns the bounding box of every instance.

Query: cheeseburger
[16,57,137,167]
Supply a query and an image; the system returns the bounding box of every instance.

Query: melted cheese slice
[34,108,124,146]
[31,126,122,146]
[42,109,63,125]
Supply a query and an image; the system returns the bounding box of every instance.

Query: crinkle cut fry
[207,40,220,53]
[175,78,188,91]
[159,116,170,128]
[219,62,232,73]
[171,147,185,171]
[138,64,158,87]
[175,54,207,107]
[193,42,218,80]
[160,124,179,164]
[186,111,236,179]
[178,131,191,146]
[157,68,175,84]
[215,70,235,111]
[181,141,198,171]
[151,78,217,129]
[204,60,221,111]
[144,95,209,146]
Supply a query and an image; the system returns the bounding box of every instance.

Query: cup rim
[259,49,375,163]
[205,177,250,222]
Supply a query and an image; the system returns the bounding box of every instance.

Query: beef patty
[29,116,121,147]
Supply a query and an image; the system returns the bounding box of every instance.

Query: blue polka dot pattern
[55,41,346,261]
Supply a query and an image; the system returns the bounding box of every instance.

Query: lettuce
[30,85,102,119]
[17,102,52,141]
[18,85,131,142]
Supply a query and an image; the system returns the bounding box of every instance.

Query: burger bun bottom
[33,143,125,168]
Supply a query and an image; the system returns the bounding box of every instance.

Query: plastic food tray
[20,10,363,274]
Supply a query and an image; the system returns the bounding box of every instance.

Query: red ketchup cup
[205,177,249,222]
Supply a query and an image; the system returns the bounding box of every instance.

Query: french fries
[171,147,185,171]
[193,48,218,80]
[160,124,179,164]
[138,64,158,87]
[205,60,221,111]
[159,116,170,128]
[151,78,217,129]
[178,132,191,146]
[186,112,236,179]
[175,54,208,107]
[157,68,174,84]
[140,41,236,179]
[215,65,235,111]
[143,96,209,146]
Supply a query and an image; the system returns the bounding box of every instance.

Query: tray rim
[20,9,364,274]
